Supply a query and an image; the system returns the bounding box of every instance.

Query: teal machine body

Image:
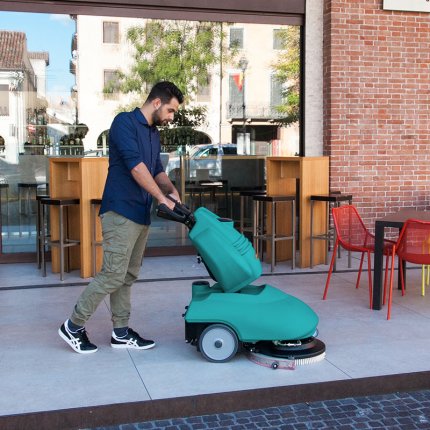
[157,204,325,363]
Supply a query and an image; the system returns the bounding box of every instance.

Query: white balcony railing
[226,103,285,120]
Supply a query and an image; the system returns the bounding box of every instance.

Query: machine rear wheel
[199,324,239,362]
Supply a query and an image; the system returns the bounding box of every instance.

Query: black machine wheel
[198,324,239,363]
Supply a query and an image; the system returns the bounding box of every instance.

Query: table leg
[397,226,405,291]
[372,221,385,310]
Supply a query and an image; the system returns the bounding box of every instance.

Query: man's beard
[152,109,168,126]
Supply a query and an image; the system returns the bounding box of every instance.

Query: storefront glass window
[0,11,301,257]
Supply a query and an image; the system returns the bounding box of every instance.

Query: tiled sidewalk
[2,255,430,430]
[88,390,430,430]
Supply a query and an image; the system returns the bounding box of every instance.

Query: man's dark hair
[146,81,184,105]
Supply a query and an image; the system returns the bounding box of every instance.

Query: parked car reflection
[166,143,237,179]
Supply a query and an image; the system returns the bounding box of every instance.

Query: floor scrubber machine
[157,199,326,369]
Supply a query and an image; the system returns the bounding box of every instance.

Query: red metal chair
[386,219,430,320]
[323,205,394,308]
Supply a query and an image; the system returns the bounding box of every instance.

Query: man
[59,81,184,354]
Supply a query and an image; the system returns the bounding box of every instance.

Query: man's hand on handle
[158,195,176,211]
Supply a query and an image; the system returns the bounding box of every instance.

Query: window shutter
[273,29,283,50]
[270,75,283,108]
[229,75,243,117]
[0,85,9,116]
[229,28,244,49]
[103,22,119,43]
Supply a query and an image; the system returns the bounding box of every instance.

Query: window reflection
[0,11,300,255]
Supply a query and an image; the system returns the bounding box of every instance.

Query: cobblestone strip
[87,390,430,430]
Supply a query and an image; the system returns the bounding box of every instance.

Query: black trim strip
[0,0,304,25]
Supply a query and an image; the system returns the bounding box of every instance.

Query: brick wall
[323,0,430,228]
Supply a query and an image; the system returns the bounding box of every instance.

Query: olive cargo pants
[71,211,149,328]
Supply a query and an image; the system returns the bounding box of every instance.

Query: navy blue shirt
[100,108,164,225]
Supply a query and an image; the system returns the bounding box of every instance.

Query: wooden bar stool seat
[41,197,80,281]
[252,194,296,272]
[90,198,103,277]
[310,193,353,269]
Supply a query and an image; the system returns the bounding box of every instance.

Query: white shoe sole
[58,327,98,354]
[111,342,155,350]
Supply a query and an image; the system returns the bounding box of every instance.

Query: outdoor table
[199,180,228,209]
[372,208,430,310]
[186,180,228,214]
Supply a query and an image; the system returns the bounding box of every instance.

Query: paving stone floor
[87,389,430,430]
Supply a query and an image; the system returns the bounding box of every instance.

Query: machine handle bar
[156,197,195,228]
[166,195,193,216]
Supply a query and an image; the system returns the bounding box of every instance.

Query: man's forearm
[154,172,178,196]
[131,162,166,203]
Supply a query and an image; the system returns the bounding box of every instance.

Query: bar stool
[18,182,49,236]
[310,193,353,269]
[0,183,9,233]
[229,185,265,221]
[253,195,296,272]
[18,182,48,214]
[198,179,229,216]
[36,194,50,269]
[239,189,266,235]
[41,197,80,281]
[90,198,103,277]
[185,183,204,210]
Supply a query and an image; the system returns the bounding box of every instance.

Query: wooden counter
[49,157,108,278]
[266,156,329,268]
